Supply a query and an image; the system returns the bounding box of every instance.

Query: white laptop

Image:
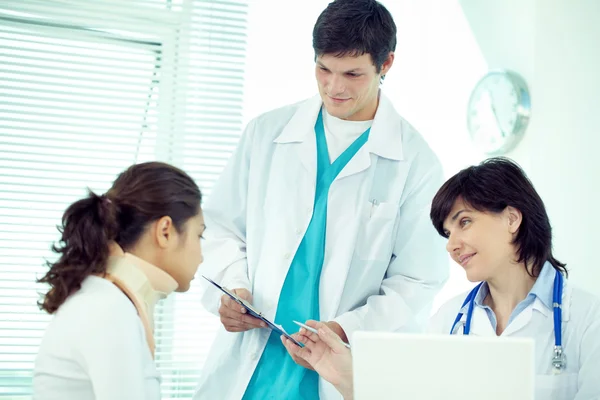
[352,332,535,400]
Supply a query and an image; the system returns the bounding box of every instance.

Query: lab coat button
[250,352,258,360]
[283,252,291,260]
[295,228,302,236]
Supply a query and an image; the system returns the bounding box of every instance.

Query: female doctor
[282,157,600,400]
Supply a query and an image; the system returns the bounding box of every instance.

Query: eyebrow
[316,61,363,74]
[451,209,467,221]
[443,209,469,233]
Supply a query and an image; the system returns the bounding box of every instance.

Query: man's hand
[218,288,266,332]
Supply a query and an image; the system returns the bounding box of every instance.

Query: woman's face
[442,198,520,282]
[161,211,205,292]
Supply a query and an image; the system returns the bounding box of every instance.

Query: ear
[505,206,523,234]
[154,216,175,249]
[380,52,395,77]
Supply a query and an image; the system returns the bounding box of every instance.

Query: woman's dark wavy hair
[430,157,566,277]
[38,161,202,314]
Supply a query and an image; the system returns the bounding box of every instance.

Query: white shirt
[428,264,600,400]
[34,251,177,400]
[322,109,372,161]
[33,276,161,400]
[194,93,449,400]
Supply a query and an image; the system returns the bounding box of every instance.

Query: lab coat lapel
[335,146,372,180]
[468,307,497,336]
[335,93,404,181]
[503,306,536,336]
[505,280,573,336]
[273,95,323,184]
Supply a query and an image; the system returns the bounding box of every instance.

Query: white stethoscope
[450,269,566,373]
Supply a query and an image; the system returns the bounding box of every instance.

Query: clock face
[467,71,530,155]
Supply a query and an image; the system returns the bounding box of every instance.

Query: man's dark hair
[313,0,397,72]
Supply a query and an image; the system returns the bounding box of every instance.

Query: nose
[327,74,345,96]
[446,233,461,255]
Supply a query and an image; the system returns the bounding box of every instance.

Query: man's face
[315,52,393,121]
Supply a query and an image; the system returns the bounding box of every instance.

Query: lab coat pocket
[356,201,398,261]
[536,373,578,400]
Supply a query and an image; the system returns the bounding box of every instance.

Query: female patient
[283,157,600,400]
[34,162,205,400]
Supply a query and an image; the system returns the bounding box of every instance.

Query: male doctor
[194,0,448,399]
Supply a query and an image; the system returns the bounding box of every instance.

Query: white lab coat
[428,282,600,400]
[194,93,449,400]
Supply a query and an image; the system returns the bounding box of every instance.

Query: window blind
[155,0,250,398]
[0,0,249,398]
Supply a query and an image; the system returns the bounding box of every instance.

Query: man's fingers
[221,294,245,313]
[224,325,252,333]
[219,303,266,328]
[220,311,265,329]
[220,316,248,331]
[218,289,268,330]
[220,317,262,332]
[219,304,244,319]
[240,314,266,328]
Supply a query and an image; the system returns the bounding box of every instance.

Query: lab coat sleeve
[334,151,449,340]
[199,119,257,314]
[574,305,600,399]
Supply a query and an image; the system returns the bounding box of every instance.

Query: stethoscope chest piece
[552,345,566,374]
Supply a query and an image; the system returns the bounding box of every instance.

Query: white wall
[242,0,329,122]
[530,0,600,296]
[242,0,600,308]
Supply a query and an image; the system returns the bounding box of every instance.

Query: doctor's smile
[458,252,476,267]
[327,95,351,104]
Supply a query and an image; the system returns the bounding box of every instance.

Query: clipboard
[202,276,303,347]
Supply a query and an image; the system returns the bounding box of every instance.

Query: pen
[370,198,379,218]
[293,320,351,349]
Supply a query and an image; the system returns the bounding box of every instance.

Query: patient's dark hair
[430,157,566,277]
[38,162,201,314]
[312,0,397,72]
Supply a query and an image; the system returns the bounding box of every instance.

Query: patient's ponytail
[37,161,202,314]
[38,191,118,313]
